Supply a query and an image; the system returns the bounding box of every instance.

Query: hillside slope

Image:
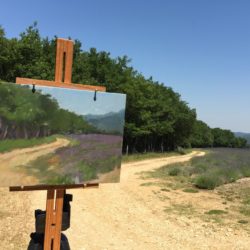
[84,110,125,134]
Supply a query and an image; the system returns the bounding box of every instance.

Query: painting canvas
[0,82,126,187]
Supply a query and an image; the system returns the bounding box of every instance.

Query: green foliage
[190,121,247,148]
[0,23,247,152]
[190,120,214,147]
[192,163,208,173]
[176,146,187,155]
[0,82,96,139]
[98,156,120,173]
[192,149,250,189]
[205,210,228,215]
[168,167,182,176]
[23,153,66,183]
[183,188,199,193]
[194,174,222,190]
[212,128,247,148]
[47,175,74,185]
[235,132,250,145]
[76,161,97,180]
[157,148,250,190]
[239,207,250,217]
[241,166,250,177]
[238,220,248,224]
[0,135,57,152]
[122,151,179,163]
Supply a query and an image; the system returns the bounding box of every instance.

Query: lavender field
[191,148,250,189]
[23,134,123,184]
[148,148,250,190]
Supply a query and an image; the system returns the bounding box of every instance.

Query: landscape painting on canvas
[0,82,126,186]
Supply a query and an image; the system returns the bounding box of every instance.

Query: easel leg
[53,190,64,250]
[44,189,65,250]
[44,190,54,250]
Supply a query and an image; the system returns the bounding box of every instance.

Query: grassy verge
[19,153,73,184]
[164,203,196,216]
[23,154,121,184]
[122,149,192,163]
[215,183,250,226]
[0,135,61,153]
[140,148,250,228]
[143,148,250,190]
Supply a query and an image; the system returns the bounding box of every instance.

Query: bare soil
[0,151,250,249]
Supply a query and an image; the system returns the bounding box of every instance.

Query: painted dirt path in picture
[1,151,250,249]
[0,138,70,186]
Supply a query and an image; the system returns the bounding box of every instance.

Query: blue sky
[1,0,250,132]
[34,85,126,116]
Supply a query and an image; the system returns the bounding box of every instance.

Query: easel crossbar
[9,183,99,192]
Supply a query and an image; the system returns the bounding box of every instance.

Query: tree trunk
[35,128,41,138]
[3,125,9,140]
[23,126,28,139]
[161,140,164,153]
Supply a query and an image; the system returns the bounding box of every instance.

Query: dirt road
[0,151,250,249]
[0,138,70,186]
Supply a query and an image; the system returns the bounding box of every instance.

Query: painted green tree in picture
[0,82,126,187]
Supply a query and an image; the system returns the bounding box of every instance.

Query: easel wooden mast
[44,189,64,250]
[11,38,105,250]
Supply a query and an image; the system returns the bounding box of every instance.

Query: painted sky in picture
[0,82,126,187]
[35,85,126,115]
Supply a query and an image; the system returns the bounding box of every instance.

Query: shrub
[243,199,250,205]
[176,146,186,155]
[238,220,248,224]
[183,188,199,193]
[168,167,181,176]
[240,206,250,217]
[194,174,222,190]
[193,163,208,174]
[205,210,228,215]
[241,166,250,177]
[223,169,241,183]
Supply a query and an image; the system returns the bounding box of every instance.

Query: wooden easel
[10,38,106,250]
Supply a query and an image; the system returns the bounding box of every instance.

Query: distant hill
[234,132,250,144]
[84,110,125,135]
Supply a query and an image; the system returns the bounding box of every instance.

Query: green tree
[190,120,214,147]
[0,23,246,151]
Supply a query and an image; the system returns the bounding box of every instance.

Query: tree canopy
[0,23,247,151]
